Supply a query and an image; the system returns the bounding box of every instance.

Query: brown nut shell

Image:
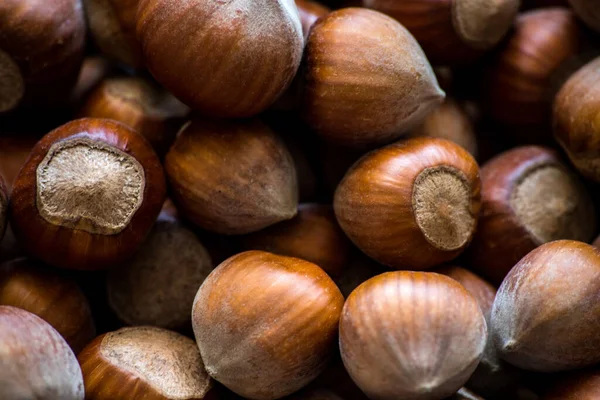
[78,326,215,400]
[568,0,600,33]
[10,118,166,270]
[302,8,445,148]
[491,240,600,372]
[295,0,330,39]
[165,118,298,235]
[136,0,304,117]
[340,271,487,400]
[334,137,481,270]
[83,0,144,68]
[192,250,344,400]
[362,0,519,66]
[0,305,84,400]
[554,56,600,182]
[468,146,596,285]
[240,203,350,278]
[0,258,96,353]
[79,76,189,156]
[484,8,580,133]
[410,99,478,157]
[107,210,212,330]
[0,0,86,112]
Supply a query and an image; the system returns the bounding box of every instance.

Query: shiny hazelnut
[436,266,522,396]
[78,326,215,400]
[302,8,445,148]
[568,0,600,33]
[491,240,600,372]
[79,76,189,156]
[554,56,600,182]
[0,305,84,399]
[10,118,166,270]
[0,258,96,353]
[409,98,478,157]
[295,0,330,39]
[165,118,298,235]
[483,8,580,140]
[83,0,143,69]
[192,250,344,400]
[0,0,86,113]
[362,0,519,66]
[136,0,303,117]
[240,203,350,278]
[468,146,595,284]
[334,137,481,270]
[543,369,600,399]
[107,209,212,330]
[340,271,487,400]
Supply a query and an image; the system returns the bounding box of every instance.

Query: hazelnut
[10,118,166,270]
[0,0,86,113]
[136,0,303,117]
[82,0,144,69]
[468,146,595,284]
[78,326,215,400]
[240,203,351,278]
[0,258,96,353]
[340,271,487,400]
[106,209,212,330]
[362,0,519,66]
[69,56,113,105]
[543,369,600,399]
[334,137,481,270]
[295,0,330,39]
[78,76,190,156]
[554,56,600,182]
[165,118,298,235]
[302,8,445,148]
[436,266,522,396]
[0,133,38,191]
[491,240,600,372]
[0,305,84,399]
[483,8,580,141]
[192,250,344,400]
[409,98,478,157]
[568,0,600,33]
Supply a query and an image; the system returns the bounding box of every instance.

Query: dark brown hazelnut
[568,0,600,33]
[340,271,487,400]
[78,326,215,400]
[165,118,298,235]
[136,0,303,117]
[83,0,144,69]
[240,203,351,278]
[409,98,478,157]
[69,56,113,105]
[192,250,344,400]
[362,0,519,66]
[0,258,96,353]
[10,118,166,270]
[483,8,581,141]
[302,8,445,148]
[469,146,596,285]
[334,137,481,270]
[0,133,38,191]
[554,56,600,182]
[79,76,189,156]
[0,0,86,113]
[0,305,84,399]
[107,209,212,330]
[543,369,600,399]
[295,0,330,39]
[491,240,600,372]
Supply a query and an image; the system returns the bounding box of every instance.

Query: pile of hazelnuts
[3,0,600,399]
